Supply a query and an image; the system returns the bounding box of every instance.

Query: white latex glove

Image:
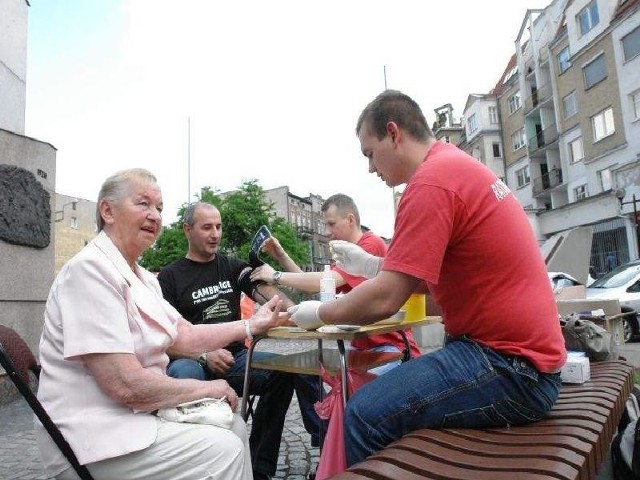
[329,240,382,279]
[287,301,324,330]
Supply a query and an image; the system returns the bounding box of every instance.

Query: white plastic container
[320,265,336,303]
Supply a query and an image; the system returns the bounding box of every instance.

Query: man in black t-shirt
[158,202,319,480]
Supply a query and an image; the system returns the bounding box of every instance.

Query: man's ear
[386,121,400,146]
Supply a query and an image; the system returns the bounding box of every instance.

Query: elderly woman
[36,168,286,480]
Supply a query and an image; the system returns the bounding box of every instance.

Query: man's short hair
[182,202,217,227]
[322,193,360,227]
[356,89,433,142]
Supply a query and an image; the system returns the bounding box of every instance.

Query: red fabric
[240,293,255,319]
[241,294,255,347]
[314,366,377,480]
[333,233,420,357]
[383,141,566,373]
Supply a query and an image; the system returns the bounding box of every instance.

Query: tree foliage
[140,180,310,272]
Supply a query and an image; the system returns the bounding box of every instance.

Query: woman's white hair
[96,168,157,231]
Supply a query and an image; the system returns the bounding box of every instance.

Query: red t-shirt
[383,142,566,373]
[333,232,421,357]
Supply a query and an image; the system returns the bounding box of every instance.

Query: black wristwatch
[198,352,208,367]
[272,271,283,285]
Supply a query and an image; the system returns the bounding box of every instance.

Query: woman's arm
[168,295,287,357]
[83,352,239,411]
[83,296,287,412]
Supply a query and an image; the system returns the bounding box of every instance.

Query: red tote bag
[314,366,376,479]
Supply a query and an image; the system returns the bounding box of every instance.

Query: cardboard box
[554,285,586,300]
[560,355,590,384]
[556,298,624,345]
[556,298,621,317]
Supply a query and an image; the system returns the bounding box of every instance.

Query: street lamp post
[619,193,640,258]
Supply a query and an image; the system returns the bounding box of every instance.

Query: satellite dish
[614,188,626,200]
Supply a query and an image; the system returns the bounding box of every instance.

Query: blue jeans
[168,349,319,476]
[344,337,562,465]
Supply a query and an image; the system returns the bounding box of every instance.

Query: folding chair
[0,325,94,480]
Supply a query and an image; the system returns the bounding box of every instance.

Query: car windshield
[590,263,640,288]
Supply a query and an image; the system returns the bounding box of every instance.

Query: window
[488,106,498,124]
[508,92,521,114]
[563,91,578,118]
[70,217,78,229]
[511,129,526,151]
[574,184,588,200]
[569,137,584,163]
[622,25,640,61]
[598,168,612,191]
[516,166,530,188]
[632,90,640,120]
[557,47,572,73]
[577,0,599,36]
[592,107,615,141]
[583,54,606,89]
[467,114,477,133]
[492,142,501,158]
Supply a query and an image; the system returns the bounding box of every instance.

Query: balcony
[296,225,315,236]
[523,83,552,113]
[532,168,563,195]
[527,123,559,157]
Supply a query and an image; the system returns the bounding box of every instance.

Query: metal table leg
[240,336,262,420]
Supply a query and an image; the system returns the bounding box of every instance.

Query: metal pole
[633,194,640,258]
[383,65,398,219]
[187,117,191,204]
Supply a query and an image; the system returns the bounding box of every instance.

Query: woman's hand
[261,237,286,262]
[250,264,276,283]
[208,379,239,411]
[249,295,289,334]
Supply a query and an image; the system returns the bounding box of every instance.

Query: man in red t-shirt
[289,90,567,466]
[251,193,420,371]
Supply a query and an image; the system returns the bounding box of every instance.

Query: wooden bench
[330,359,634,480]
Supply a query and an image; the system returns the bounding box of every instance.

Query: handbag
[156,397,234,429]
[560,313,618,362]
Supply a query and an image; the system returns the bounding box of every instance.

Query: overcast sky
[25,0,551,238]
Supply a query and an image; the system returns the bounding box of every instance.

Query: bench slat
[330,360,633,480]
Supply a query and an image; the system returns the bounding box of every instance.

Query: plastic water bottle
[320,265,336,303]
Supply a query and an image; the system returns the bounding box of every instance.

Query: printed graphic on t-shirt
[203,299,232,322]
[191,280,233,305]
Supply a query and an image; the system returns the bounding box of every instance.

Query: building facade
[263,186,331,271]
[452,0,640,277]
[54,194,97,273]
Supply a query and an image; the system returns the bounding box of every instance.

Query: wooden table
[240,317,441,419]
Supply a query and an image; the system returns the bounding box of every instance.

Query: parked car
[586,260,640,343]
[548,272,582,292]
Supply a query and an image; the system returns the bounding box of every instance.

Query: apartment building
[54,194,97,273]
[458,94,505,181]
[263,186,331,271]
[456,0,639,275]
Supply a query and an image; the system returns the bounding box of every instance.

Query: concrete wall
[0,0,28,134]
[0,129,57,358]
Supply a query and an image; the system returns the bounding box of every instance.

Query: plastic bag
[560,313,618,362]
[314,366,376,480]
[156,397,234,429]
